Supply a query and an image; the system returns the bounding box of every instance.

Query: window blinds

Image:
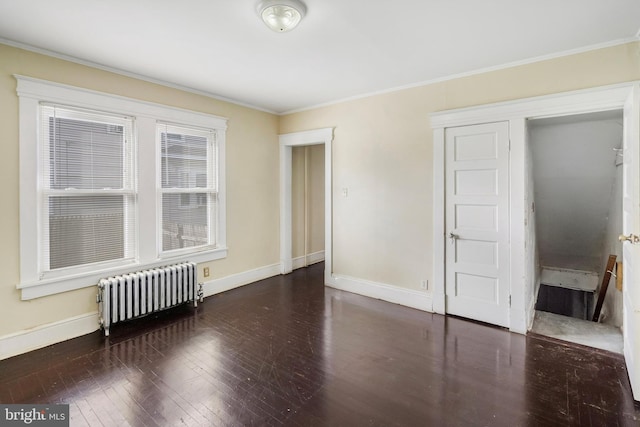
[40,104,136,271]
[159,123,217,253]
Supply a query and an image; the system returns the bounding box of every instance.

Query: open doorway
[279,127,333,278]
[291,145,325,269]
[528,110,624,353]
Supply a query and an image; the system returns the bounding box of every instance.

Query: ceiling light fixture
[256,0,307,33]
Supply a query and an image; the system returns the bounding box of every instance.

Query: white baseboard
[203,263,281,298]
[3,263,431,361]
[0,312,99,361]
[292,251,325,270]
[1,262,284,361]
[326,274,433,312]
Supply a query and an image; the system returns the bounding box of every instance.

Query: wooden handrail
[592,254,617,322]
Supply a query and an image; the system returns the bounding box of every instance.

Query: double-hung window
[17,76,227,300]
[40,105,136,275]
[158,124,218,254]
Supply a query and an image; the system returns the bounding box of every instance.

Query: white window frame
[16,75,228,300]
[157,122,219,257]
[39,104,137,279]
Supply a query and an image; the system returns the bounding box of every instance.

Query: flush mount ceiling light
[257,0,307,33]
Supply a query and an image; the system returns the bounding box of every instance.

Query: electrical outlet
[203,267,210,278]
[421,280,428,290]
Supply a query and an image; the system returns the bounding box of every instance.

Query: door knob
[618,234,640,243]
[449,232,459,243]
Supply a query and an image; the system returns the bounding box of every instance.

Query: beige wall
[279,42,640,291]
[307,145,325,254]
[2,40,639,344]
[0,43,280,337]
[292,145,325,258]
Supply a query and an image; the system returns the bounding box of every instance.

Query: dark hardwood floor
[1,262,639,426]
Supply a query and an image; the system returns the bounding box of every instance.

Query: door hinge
[509,295,511,307]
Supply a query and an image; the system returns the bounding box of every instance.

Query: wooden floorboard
[1,262,639,426]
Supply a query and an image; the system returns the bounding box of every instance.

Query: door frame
[279,128,334,279]
[432,82,639,333]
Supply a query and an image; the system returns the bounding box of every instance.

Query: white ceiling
[0,0,638,114]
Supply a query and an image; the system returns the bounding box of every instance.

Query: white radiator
[97,261,203,336]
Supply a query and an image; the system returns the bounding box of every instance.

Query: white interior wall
[529,110,623,326]
[530,111,623,271]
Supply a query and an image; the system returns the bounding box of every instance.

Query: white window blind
[18,77,227,299]
[40,104,136,273]
[158,123,217,254]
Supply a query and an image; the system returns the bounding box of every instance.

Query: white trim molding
[2,261,287,360]
[431,81,640,334]
[326,275,433,313]
[432,127,446,316]
[16,75,228,127]
[279,128,334,283]
[16,75,228,300]
[292,250,325,270]
[0,312,100,361]
[430,82,637,128]
[202,263,282,298]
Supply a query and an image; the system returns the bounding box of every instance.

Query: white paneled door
[622,85,640,400]
[445,122,510,327]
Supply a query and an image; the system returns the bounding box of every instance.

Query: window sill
[17,247,228,300]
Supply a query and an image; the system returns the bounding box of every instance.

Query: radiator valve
[198,282,204,303]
